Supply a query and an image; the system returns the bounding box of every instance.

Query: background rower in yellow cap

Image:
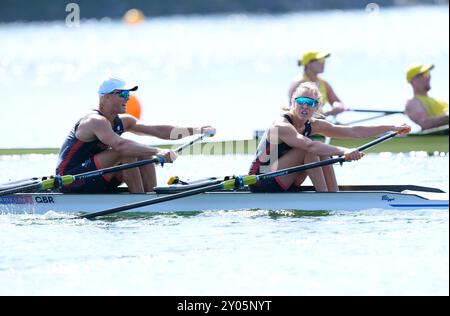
[288,51,347,117]
[404,64,449,130]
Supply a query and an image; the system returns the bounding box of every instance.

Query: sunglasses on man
[110,90,130,99]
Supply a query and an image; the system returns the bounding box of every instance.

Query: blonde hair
[283,81,324,117]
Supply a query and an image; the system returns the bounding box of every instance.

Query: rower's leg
[139,163,157,192]
[303,152,328,192]
[94,150,145,193]
[270,149,328,191]
[93,149,121,181]
[269,148,306,189]
[293,153,333,190]
[121,157,145,193]
[320,155,338,192]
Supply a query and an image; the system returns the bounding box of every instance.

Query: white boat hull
[0,186,448,215]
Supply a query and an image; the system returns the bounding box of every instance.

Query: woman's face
[292,91,319,120]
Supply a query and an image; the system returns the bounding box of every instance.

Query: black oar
[338,113,393,126]
[338,109,405,125]
[0,133,212,196]
[81,131,400,219]
[349,109,403,115]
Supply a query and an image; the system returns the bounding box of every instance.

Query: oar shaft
[356,131,398,152]
[80,182,225,219]
[0,182,43,196]
[350,109,403,114]
[256,157,344,182]
[74,156,161,181]
[174,133,208,153]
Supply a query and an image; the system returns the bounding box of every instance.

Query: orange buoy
[126,94,142,119]
[123,9,145,25]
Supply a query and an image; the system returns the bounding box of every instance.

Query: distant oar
[339,113,393,126]
[343,109,404,125]
[323,109,404,144]
[349,109,403,115]
[80,131,400,219]
[0,133,212,196]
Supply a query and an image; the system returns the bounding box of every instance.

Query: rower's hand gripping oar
[0,132,214,196]
[81,131,401,220]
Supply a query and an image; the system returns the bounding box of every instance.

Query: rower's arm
[405,99,449,130]
[277,124,345,156]
[315,119,410,138]
[89,116,159,158]
[122,115,203,140]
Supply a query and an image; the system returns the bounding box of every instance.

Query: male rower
[56,77,216,193]
[404,64,449,130]
[288,51,347,117]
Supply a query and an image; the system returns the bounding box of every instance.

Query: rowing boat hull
[1,186,448,215]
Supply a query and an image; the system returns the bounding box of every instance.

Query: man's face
[412,71,431,92]
[307,59,325,74]
[106,90,130,113]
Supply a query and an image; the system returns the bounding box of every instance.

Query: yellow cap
[298,51,330,66]
[406,64,434,82]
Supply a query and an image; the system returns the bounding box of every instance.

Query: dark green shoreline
[1,136,447,156]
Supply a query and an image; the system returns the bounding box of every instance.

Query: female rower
[249,82,411,192]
